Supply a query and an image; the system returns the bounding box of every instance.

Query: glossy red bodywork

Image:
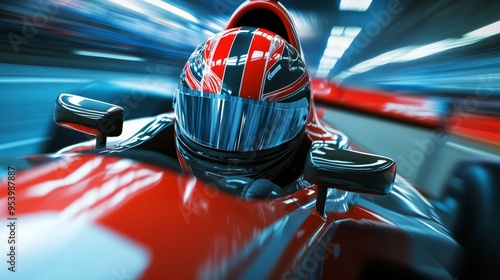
[2,152,416,279]
[226,0,303,55]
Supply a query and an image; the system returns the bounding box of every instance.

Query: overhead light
[467,20,500,38]
[335,20,500,81]
[144,0,199,24]
[110,0,180,28]
[316,58,338,77]
[110,0,149,15]
[339,0,372,12]
[73,50,145,62]
[288,10,321,40]
[316,26,361,77]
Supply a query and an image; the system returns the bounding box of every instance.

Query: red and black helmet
[174,27,310,181]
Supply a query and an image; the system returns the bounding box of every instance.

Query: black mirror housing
[54,93,124,149]
[304,141,396,215]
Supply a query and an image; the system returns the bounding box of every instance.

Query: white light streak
[335,20,500,81]
[73,50,145,62]
[144,0,199,24]
[339,0,372,12]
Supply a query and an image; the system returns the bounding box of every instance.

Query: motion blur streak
[335,20,500,81]
[73,50,145,62]
[143,0,199,23]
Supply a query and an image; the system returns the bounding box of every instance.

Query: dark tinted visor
[174,85,309,151]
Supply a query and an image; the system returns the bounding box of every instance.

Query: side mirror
[303,141,396,216]
[54,93,124,149]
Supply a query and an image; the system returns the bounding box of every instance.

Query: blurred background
[1,0,499,199]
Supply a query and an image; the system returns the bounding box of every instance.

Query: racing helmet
[174,27,310,182]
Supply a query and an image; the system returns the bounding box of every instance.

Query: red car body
[0,1,465,279]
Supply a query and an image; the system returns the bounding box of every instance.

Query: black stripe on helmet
[221,27,254,97]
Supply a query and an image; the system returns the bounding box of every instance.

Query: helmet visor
[174,85,309,152]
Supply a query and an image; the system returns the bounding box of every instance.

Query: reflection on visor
[174,86,309,152]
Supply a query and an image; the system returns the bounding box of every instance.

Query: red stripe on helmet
[203,28,239,94]
[239,28,274,100]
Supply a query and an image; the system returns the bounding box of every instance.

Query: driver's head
[174,27,310,182]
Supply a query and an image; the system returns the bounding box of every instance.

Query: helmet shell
[175,27,310,182]
[180,27,309,103]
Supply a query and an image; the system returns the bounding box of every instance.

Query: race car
[1,0,494,279]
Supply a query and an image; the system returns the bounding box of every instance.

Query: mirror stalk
[303,141,397,216]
